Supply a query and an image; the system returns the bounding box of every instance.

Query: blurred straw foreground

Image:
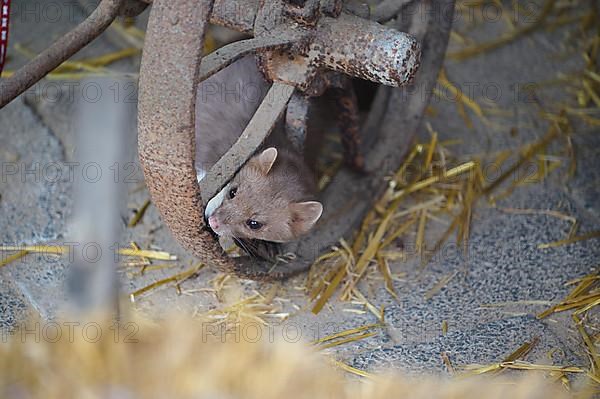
[0,316,576,399]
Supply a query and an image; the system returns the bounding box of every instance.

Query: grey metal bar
[0,0,125,108]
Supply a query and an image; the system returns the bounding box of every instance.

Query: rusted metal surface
[198,27,309,83]
[258,11,420,93]
[0,0,124,108]
[331,80,365,172]
[136,0,259,33]
[283,0,321,26]
[285,92,310,153]
[253,0,285,37]
[139,0,421,90]
[138,0,238,274]
[320,0,342,17]
[309,12,420,87]
[210,0,259,34]
[258,52,318,92]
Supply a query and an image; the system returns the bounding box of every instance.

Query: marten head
[206,148,323,243]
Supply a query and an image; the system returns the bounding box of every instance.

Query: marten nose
[208,215,220,231]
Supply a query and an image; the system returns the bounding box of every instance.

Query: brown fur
[195,56,269,172]
[209,148,322,242]
[196,56,323,242]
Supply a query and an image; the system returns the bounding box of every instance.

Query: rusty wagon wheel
[137,0,455,281]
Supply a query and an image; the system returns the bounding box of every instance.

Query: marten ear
[256,147,278,175]
[289,201,323,236]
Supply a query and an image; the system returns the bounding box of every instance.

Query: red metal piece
[0,0,10,75]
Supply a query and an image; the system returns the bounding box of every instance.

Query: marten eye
[246,219,263,230]
[228,187,237,199]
